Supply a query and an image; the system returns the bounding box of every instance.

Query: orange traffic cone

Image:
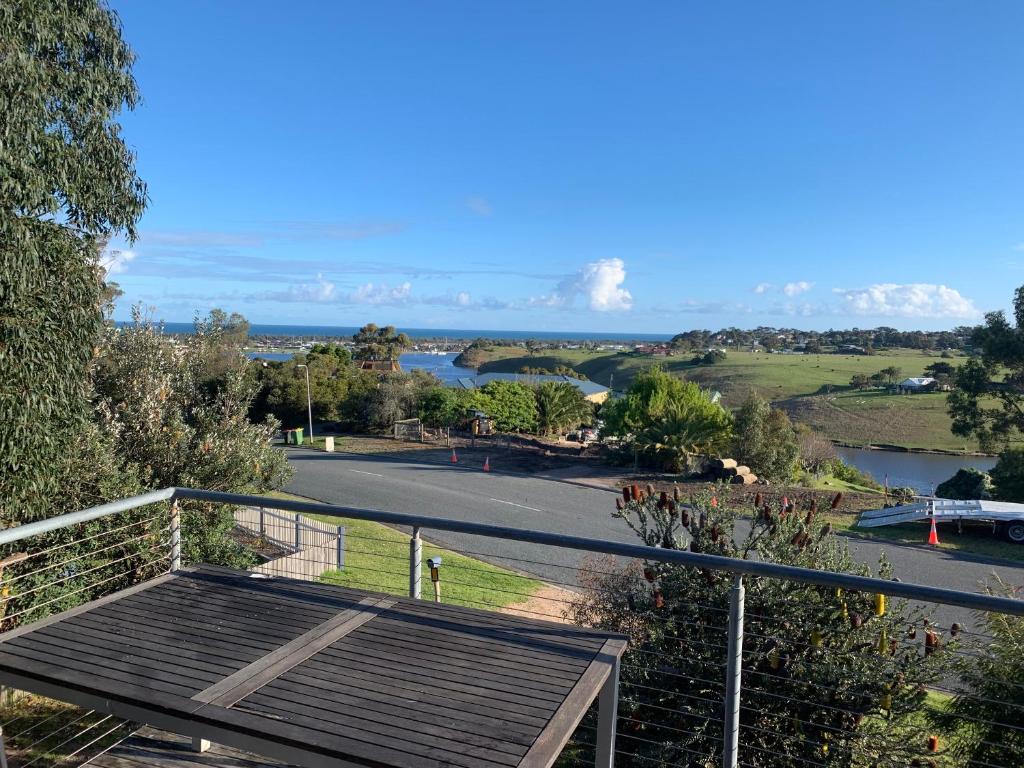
[451,448,458,464]
[483,456,491,472]
[928,516,940,546]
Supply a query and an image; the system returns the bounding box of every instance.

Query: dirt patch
[499,584,576,623]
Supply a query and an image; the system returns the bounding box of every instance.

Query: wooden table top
[0,565,626,768]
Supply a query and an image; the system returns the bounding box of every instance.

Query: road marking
[489,498,543,513]
[349,469,385,478]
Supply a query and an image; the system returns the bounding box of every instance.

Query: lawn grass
[265,491,544,612]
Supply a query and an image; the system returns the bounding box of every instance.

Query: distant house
[358,359,402,373]
[898,377,937,393]
[449,372,610,404]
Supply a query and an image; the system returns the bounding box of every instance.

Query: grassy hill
[467,346,979,452]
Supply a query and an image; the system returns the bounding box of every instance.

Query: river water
[835,447,995,495]
[247,351,474,383]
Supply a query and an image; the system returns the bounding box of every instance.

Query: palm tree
[534,382,593,436]
[634,400,732,473]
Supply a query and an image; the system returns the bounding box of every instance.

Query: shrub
[731,393,799,482]
[936,468,992,500]
[930,579,1024,766]
[991,447,1024,502]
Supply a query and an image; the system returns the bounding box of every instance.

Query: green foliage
[352,323,411,361]
[948,287,1024,450]
[534,382,593,436]
[828,459,883,491]
[1,0,145,525]
[418,386,464,429]
[473,380,538,433]
[571,490,949,768]
[990,447,1024,502]
[936,467,993,500]
[95,311,291,566]
[604,367,731,471]
[1,0,147,236]
[633,397,732,473]
[602,367,698,437]
[256,346,373,428]
[930,580,1024,766]
[731,393,799,482]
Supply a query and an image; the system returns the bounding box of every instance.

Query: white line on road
[349,469,385,478]
[489,498,543,513]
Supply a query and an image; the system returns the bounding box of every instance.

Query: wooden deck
[0,565,625,768]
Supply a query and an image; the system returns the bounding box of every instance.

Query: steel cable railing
[0,487,1021,768]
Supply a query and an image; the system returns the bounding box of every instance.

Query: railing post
[722,575,745,768]
[294,513,302,549]
[1,723,9,768]
[335,526,345,569]
[169,501,181,572]
[259,507,266,537]
[409,526,422,599]
[595,653,620,768]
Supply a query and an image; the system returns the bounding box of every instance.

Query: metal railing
[0,487,1021,768]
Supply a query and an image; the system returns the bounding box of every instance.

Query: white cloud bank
[100,249,136,276]
[350,281,412,306]
[534,258,633,312]
[285,273,337,302]
[833,283,980,319]
[753,282,773,294]
[783,281,814,297]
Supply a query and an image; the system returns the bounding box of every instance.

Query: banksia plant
[572,484,950,768]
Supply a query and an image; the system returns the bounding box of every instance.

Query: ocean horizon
[142,322,673,343]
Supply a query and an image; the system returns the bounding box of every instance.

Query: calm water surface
[247,351,474,383]
[836,447,995,494]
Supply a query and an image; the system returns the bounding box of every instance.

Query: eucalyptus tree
[1,0,147,523]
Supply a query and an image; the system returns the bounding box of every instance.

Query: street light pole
[296,364,313,445]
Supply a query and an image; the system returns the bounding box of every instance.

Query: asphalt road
[284,448,1024,628]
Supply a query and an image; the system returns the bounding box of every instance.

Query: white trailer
[857,499,1024,543]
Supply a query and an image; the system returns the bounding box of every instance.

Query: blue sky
[105,1,1024,333]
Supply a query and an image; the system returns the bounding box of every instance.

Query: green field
[467,346,979,452]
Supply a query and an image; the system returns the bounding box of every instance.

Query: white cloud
[100,249,136,276]
[350,281,412,306]
[534,258,633,312]
[286,273,337,303]
[455,291,472,306]
[833,283,980,319]
[783,281,814,297]
[753,282,773,294]
[465,196,493,217]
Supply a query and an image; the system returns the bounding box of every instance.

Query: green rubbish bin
[294,427,304,445]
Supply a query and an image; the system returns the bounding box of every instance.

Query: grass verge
[265,491,545,612]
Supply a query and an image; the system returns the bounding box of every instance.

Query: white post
[192,737,210,753]
[409,527,422,599]
[294,513,302,549]
[722,575,745,768]
[595,657,620,768]
[169,501,181,572]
